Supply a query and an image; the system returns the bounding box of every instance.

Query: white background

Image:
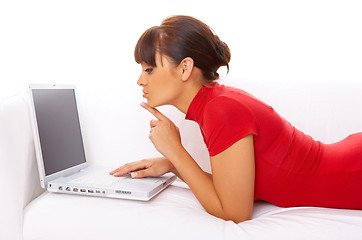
[1,0,361,167]
[1,0,362,99]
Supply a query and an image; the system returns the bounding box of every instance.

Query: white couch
[1,79,362,240]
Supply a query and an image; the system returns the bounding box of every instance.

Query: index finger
[110,160,150,177]
[140,102,168,121]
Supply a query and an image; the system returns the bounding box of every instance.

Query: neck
[172,80,204,114]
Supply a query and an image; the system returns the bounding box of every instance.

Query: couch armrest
[0,94,44,240]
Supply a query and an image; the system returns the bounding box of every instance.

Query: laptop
[28,84,176,201]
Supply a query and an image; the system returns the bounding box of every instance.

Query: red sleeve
[202,96,258,157]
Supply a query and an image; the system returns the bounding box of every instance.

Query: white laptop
[28,84,176,201]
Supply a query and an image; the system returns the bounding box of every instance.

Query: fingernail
[131,172,138,178]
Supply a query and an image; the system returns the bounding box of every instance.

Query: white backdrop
[1,0,362,99]
[1,0,361,168]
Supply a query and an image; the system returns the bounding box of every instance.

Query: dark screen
[32,89,86,176]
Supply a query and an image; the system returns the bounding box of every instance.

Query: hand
[141,102,183,160]
[109,157,175,178]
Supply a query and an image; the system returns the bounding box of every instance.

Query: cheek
[151,72,172,91]
[155,83,174,100]
[150,75,179,105]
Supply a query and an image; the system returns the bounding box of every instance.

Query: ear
[180,57,194,81]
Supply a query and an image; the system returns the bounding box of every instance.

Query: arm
[140,103,255,223]
[170,134,255,223]
[171,166,211,182]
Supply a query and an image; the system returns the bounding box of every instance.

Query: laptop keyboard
[69,171,128,186]
[69,170,162,187]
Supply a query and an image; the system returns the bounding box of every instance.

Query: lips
[142,91,148,98]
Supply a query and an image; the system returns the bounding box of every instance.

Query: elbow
[233,216,250,224]
[227,215,251,224]
[224,208,252,224]
[216,211,251,224]
[205,200,253,224]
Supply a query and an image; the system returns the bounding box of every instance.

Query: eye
[144,68,153,74]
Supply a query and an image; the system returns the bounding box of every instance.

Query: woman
[110,15,362,223]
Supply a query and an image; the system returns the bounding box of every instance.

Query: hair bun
[214,35,231,72]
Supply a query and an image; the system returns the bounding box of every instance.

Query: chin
[146,99,156,108]
[147,99,165,108]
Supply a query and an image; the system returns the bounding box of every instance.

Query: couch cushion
[0,94,45,240]
[23,184,362,240]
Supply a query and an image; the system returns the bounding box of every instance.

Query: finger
[131,169,152,179]
[111,161,151,177]
[109,167,121,175]
[113,165,142,177]
[110,165,132,175]
[140,102,168,121]
[150,119,158,128]
[112,163,144,176]
[110,165,129,175]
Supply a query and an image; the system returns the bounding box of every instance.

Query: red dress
[185,83,362,209]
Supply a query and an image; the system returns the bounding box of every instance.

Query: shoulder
[203,94,255,122]
[201,93,258,157]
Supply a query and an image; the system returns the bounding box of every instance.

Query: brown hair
[134,15,231,81]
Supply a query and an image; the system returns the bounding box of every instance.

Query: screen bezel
[28,84,88,188]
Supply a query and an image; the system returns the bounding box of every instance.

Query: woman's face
[137,53,183,108]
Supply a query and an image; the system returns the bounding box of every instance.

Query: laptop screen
[32,88,86,176]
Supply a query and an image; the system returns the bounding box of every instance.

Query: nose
[137,74,146,86]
